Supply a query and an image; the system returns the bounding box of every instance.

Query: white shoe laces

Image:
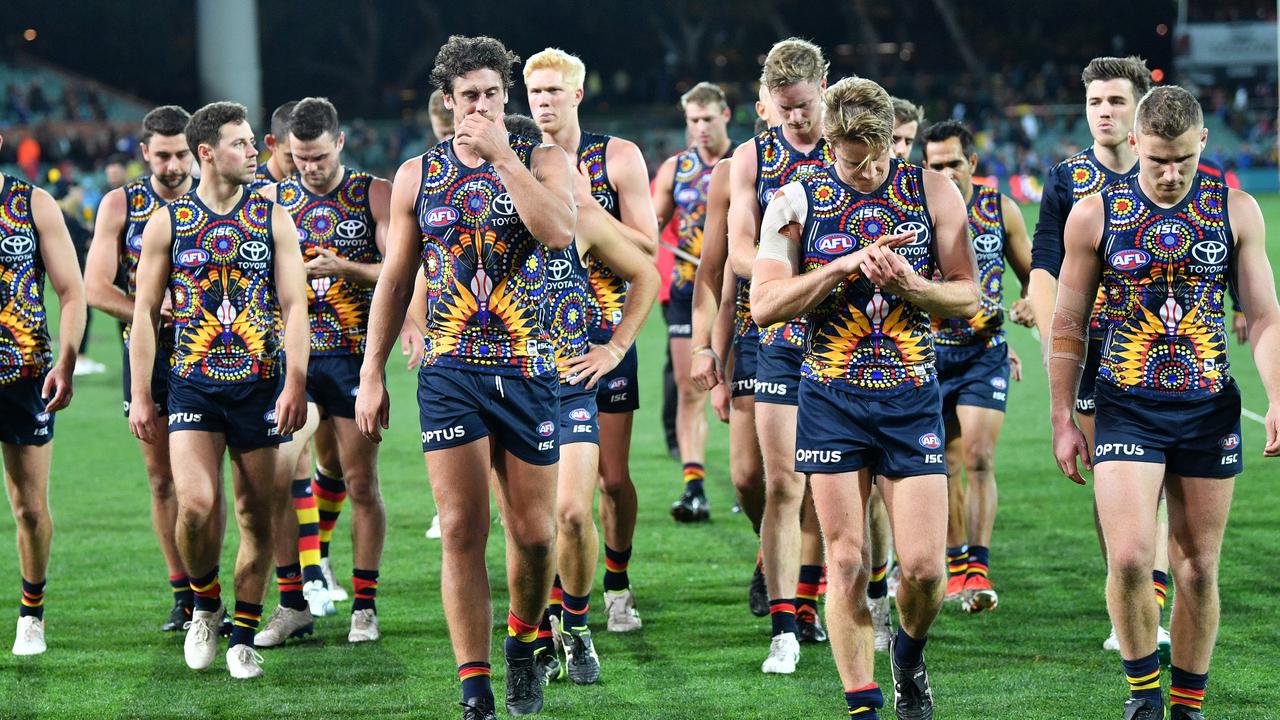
[232,644,264,667]
[19,618,42,643]
[352,609,376,628]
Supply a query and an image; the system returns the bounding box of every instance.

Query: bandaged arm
[1048,195,1104,426]
[752,183,850,327]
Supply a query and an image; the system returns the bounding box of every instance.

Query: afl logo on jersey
[425,207,458,227]
[491,193,516,216]
[1,235,34,256]
[676,187,700,205]
[897,221,930,245]
[548,258,573,281]
[763,188,778,203]
[240,241,270,263]
[336,219,367,239]
[1191,240,1228,266]
[972,233,1001,256]
[816,234,855,255]
[1109,249,1151,271]
[126,230,145,251]
[918,433,942,450]
[178,248,209,267]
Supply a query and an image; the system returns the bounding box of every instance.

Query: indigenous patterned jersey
[167,189,281,384]
[578,132,626,344]
[669,147,714,296]
[250,164,281,192]
[414,136,554,378]
[934,185,1007,348]
[1056,149,1136,335]
[546,240,593,370]
[799,161,937,395]
[1096,173,1232,399]
[276,169,380,356]
[119,177,193,346]
[751,126,834,348]
[0,177,52,383]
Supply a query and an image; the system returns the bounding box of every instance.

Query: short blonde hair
[761,38,828,90]
[681,82,727,111]
[523,48,586,91]
[823,76,894,156]
[1136,85,1203,140]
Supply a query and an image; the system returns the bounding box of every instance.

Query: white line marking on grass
[1242,408,1265,425]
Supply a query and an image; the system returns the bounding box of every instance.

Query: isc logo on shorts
[1096,443,1144,456]
[918,433,942,450]
[796,448,842,464]
[537,421,555,437]
[572,424,593,433]
[569,408,591,422]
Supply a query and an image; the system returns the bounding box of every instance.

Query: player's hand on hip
[42,362,74,413]
[1051,419,1091,485]
[355,378,390,443]
[562,343,624,390]
[274,383,308,437]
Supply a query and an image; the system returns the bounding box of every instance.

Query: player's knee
[597,464,632,496]
[964,444,996,473]
[176,494,216,527]
[11,501,48,531]
[438,512,489,553]
[1107,548,1154,585]
[1172,554,1219,597]
[344,472,381,507]
[730,464,763,495]
[764,472,804,505]
[556,500,593,541]
[147,471,176,501]
[825,541,867,594]
[899,558,944,591]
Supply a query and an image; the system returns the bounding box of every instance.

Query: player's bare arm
[1002,193,1035,327]
[84,187,135,323]
[605,137,659,257]
[726,141,761,279]
[1228,188,1280,455]
[690,160,732,387]
[651,155,677,228]
[270,201,310,437]
[32,187,86,413]
[356,157,424,441]
[128,209,174,443]
[1048,195,1104,482]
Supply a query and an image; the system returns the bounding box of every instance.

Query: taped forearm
[1050,282,1090,368]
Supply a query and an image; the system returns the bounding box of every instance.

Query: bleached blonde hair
[823,76,894,157]
[523,48,587,91]
[761,38,828,90]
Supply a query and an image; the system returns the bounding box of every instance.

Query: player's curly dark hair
[430,35,521,95]
[141,105,191,144]
[289,97,340,142]
[185,101,247,155]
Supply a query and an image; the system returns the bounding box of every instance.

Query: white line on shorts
[1242,407,1265,425]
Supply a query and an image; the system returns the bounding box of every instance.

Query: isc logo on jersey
[918,433,942,450]
[1110,249,1151,271]
[425,207,459,228]
[178,248,210,268]
[816,233,855,255]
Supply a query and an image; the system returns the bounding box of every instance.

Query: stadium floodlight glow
[23,28,36,42]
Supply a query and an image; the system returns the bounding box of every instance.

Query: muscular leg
[1079,413,1108,562]
[492,448,557,635]
[943,414,966,549]
[729,395,765,532]
[957,405,1003,549]
[670,336,707,470]
[138,434,184,579]
[331,416,384,572]
[169,431,229,580]
[597,411,637,563]
[3,442,54,588]
[799,482,823,568]
[429,438,495,665]
[758,402,804,623]
[1094,460,1164,659]
[809,469,874,689]
[229,445,281,607]
[867,485,891,579]
[1165,474,1234,673]
[272,406,320,568]
[555,442,600,605]
[880,474,948,639]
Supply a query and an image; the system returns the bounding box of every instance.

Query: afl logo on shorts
[570,408,591,422]
[425,207,458,227]
[1219,433,1240,450]
[537,421,555,437]
[897,221,930,245]
[491,193,516,216]
[240,241,270,263]
[264,409,278,423]
[548,258,573,281]
[990,377,1008,390]
[676,187,700,205]
[34,412,50,424]
[816,233,855,255]
[1192,240,1228,266]
[972,233,1001,256]
[1,235,34,256]
[1109,249,1151,271]
[918,433,942,450]
[608,377,628,391]
[336,219,367,239]
[178,248,210,267]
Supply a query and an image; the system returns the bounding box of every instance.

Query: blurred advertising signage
[1176,22,1277,67]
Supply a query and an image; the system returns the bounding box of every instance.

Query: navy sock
[603,545,632,593]
[561,590,590,633]
[866,562,888,600]
[845,683,884,718]
[1123,652,1163,705]
[19,578,45,620]
[769,598,798,637]
[459,661,493,705]
[967,545,990,579]
[190,567,221,613]
[169,574,193,608]
[352,568,379,612]
[276,563,306,611]
[1170,665,1207,714]
[893,627,928,670]
[683,462,705,495]
[229,600,263,648]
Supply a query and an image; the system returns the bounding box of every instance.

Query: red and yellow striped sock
[352,569,379,612]
[683,462,705,493]
[458,661,493,704]
[946,545,969,580]
[504,610,539,660]
[1152,570,1169,610]
[313,471,347,559]
[797,564,823,618]
[276,564,305,610]
[229,600,262,648]
[189,568,221,613]
[292,478,322,578]
[19,578,45,620]
[1170,665,1207,713]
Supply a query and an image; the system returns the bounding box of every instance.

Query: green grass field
[1,197,1278,719]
